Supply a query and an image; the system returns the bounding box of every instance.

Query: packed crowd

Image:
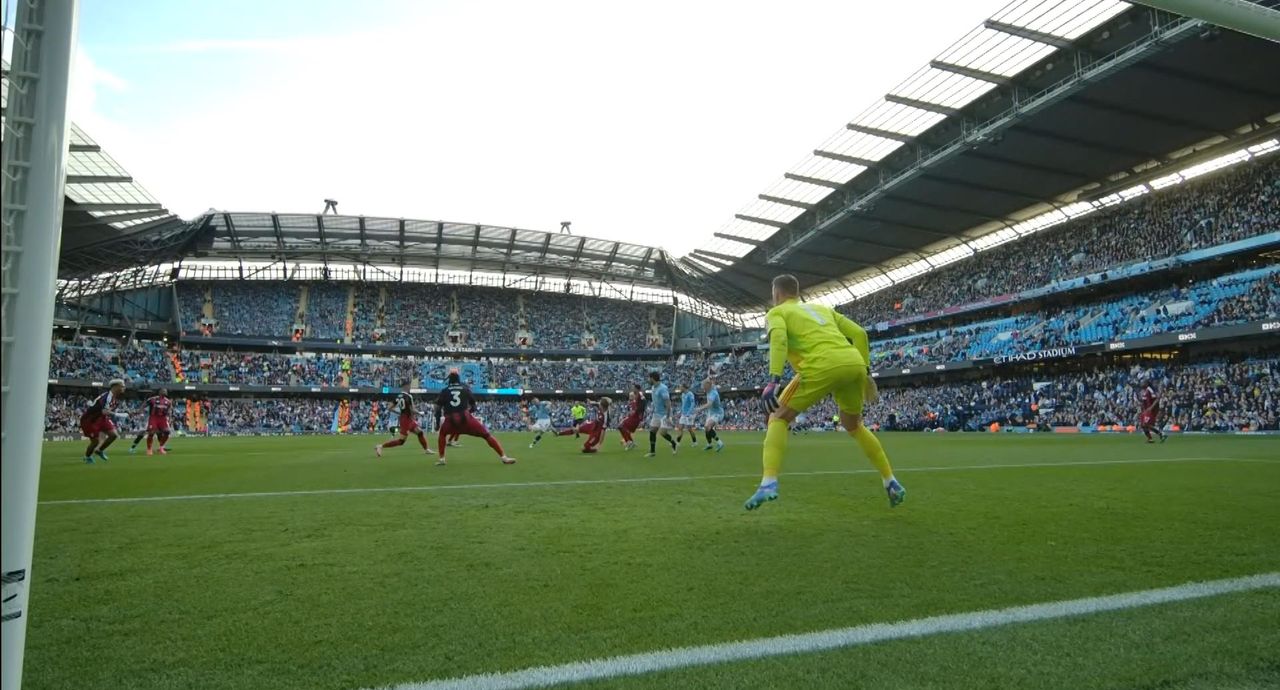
[843,156,1279,326]
[867,357,1279,432]
[870,265,1279,369]
[45,355,1277,435]
[178,282,674,350]
[305,283,350,340]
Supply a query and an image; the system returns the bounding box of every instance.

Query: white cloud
[70,0,1004,255]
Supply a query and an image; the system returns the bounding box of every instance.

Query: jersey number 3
[449,390,462,407]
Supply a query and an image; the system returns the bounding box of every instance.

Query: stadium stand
[841,156,1278,328]
[43,356,1278,435]
[178,282,675,351]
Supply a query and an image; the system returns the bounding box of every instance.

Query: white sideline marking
[37,456,1275,506]
[367,572,1280,690]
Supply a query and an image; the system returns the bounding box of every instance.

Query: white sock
[760,477,777,489]
[883,475,897,489]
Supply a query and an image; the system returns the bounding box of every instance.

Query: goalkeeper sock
[851,424,895,486]
[761,418,788,485]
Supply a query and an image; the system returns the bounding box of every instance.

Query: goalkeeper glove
[760,375,783,413]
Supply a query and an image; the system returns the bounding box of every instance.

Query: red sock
[158,432,170,446]
[383,437,405,448]
[485,435,505,457]
[556,428,576,436]
[437,430,447,456]
[416,432,429,450]
[146,435,154,450]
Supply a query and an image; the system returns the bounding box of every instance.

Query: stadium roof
[680,0,1280,310]
[187,211,683,290]
[1,59,189,279]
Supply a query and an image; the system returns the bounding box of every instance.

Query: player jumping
[435,371,515,466]
[80,379,125,464]
[375,382,436,457]
[746,275,905,510]
[1137,378,1168,443]
[617,384,646,450]
[675,384,700,446]
[128,388,174,456]
[696,377,725,452]
[645,371,678,457]
[578,397,613,454]
[527,397,556,448]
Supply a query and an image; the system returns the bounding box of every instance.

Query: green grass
[25,432,1280,690]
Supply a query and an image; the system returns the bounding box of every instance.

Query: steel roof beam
[713,232,765,246]
[961,150,1094,183]
[65,174,133,184]
[734,213,790,229]
[846,212,958,238]
[784,172,845,189]
[758,194,815,210]
[1070,95,1223,136]
[929,59,1012,86]
[1012,124,1162,160]
[269,213,286,251]
[70,202,162,212]
[918,173,1050,203]
[845,123,914,143]
[68,143,101,153]
[64,209,169,227]
[983,20,1072,48]
[814,149,878,167]
[883,94,960,117]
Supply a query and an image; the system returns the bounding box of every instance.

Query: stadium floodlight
[2,2,79,688]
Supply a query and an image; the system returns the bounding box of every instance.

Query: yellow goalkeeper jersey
[765,299,870,376]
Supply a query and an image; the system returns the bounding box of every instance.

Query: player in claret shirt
[375,381,436,458]
[578,397,613,454]
[80,378,125,464]
[1137,378,1168,444]
[617,384,646,451]
[434,371,515,466]
[128,388,175,456]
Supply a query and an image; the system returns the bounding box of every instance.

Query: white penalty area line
[38,455,1276,506]
[368,572,1280,690]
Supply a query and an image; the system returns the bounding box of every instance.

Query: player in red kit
[579,397,613,454]
[80,378,125,463]
[1137,380,1168,443]
[434,371,515,466]
[617,384,646,451]
[128,388,174,456]
[375,382,436,457]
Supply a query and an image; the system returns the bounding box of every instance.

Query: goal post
[1,2,80,689]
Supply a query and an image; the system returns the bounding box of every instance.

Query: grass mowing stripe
[38,455,1273,506]
[366,572,1280,690]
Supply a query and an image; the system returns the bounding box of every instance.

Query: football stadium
[3,1,1280,689]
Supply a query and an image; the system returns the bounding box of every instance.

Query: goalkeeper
[746,274,906,511]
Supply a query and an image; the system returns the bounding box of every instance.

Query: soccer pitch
[27,432,1280,690]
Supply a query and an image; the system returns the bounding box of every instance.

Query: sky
[50,0,1004,256]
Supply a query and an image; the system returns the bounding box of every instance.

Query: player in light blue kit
[696,378,725,452]
[674,384,700,446]
[526,397,556,448]
[645,371,679,457]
